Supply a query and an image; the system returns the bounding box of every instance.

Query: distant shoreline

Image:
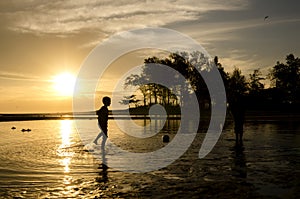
[0,110,299,122]
[0,114,180,122]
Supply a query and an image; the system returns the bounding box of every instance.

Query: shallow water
[0,118,299,198]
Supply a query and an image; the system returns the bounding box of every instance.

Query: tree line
[121,51,300,113]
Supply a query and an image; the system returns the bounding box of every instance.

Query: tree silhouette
[214,56,229,87]
[118,51,300,144]
[119,95,140,108]
[249,69,264,95]
[269,54,300,104]
[122,52,299,119]
[123,51,211,110]
[228,67,248,97]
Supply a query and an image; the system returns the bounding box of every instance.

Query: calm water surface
[0,119,299,198]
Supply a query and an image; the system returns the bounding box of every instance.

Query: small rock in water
[21,128,31,132]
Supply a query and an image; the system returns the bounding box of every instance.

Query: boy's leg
[94,131,103,144]
[101,134,107,151]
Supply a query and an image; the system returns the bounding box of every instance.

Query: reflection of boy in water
[93,96,111,149]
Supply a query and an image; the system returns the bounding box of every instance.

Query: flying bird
[264,16,269,20]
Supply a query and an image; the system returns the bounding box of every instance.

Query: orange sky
[0,0,300,113]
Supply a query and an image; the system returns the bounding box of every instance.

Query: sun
[52,72,76,97]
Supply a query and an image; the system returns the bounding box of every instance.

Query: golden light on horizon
[52,72,76,97]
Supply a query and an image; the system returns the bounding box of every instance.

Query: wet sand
[86,131,299,199]
[55,122,299,198]
[0,119,299,198]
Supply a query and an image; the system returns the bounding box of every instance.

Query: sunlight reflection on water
[57,120,75,192]
[58,120,75,193]
[60,120,72,148]
[0,119,299,198]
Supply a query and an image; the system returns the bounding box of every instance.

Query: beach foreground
[0,119,299,198]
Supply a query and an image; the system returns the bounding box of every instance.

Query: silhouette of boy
[93,96,111,149]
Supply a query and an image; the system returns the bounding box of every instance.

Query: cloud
[184,16,300,76]
[221,49,258,70]
[0,71,42,81]
[2,0,250,36]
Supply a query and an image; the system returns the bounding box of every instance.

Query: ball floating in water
[162,135,170,143]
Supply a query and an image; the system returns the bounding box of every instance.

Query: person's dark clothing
[96,106,109,136]
[229,95,245,144]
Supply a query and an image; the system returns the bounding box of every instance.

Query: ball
[162,135,170,143]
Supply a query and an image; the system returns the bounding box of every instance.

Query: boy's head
[102,96,111,106]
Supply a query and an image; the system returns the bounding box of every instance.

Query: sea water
[0,118,299,198]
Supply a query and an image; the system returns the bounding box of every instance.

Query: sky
[0,0,299,113]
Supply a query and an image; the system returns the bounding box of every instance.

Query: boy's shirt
[96,106,109,134]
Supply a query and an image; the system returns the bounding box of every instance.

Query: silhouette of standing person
[94,96,111,151]
[230,94,245,145]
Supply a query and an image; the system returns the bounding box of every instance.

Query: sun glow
[52,72,76,97]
